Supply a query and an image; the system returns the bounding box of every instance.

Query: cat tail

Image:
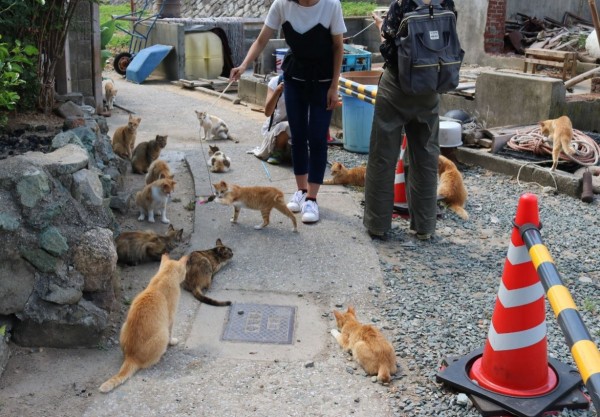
[99,358,140,393]
[449,204,469,220]
[191,288,231,306]
[377,364,392,384]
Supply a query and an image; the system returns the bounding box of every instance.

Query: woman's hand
[230,64,247,82]
[326,85,339,110]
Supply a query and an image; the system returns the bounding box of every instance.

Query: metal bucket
[155,0,181,18]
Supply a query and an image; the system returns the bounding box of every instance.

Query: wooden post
[589,0,600,48]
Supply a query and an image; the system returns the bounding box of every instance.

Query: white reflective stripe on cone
[506,242,531,265]
[395,172,405,183]
[487,321,547,351]
[497,281,545,308]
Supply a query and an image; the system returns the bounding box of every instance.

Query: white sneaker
[287,190,306,213]
[301,200,319,223]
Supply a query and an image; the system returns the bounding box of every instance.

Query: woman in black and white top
[230,0,346,224]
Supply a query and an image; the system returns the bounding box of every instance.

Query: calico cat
[208,145,231,173]
[115,224,184,265]
[146,159,174,185]
[212,180,297,232]
[103,78,118,110]
[99,253,189,393]
[131,134,168,174]
[112,114,142,160]
[135,178,176,224]
[195,110,238,142]
[323,162,366,186]
[539,115,575,171]
[331,306,397,385]
[437,155,468,220]
[183,238,233,306]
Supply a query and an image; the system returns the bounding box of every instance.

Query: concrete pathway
[83,75,395,416]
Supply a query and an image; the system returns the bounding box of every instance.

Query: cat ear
[333,310,342,321]
[347,305,356,315]
[179,255,189,264]
[161,253,170,261]
[216,238,223,246]
[168,224,174,231]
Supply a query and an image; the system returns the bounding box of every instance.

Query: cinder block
[476,71,566,127]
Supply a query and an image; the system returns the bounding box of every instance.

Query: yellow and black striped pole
[519,222,600,411]
[338,77,378,98]
[337,86,376,105]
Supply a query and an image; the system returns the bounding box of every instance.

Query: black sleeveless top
[281,22,334,82]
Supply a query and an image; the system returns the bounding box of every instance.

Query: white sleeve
[267,76,279,90]
[265,0,283,30]
[329,0,347,35]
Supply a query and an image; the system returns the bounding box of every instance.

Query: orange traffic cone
[469,193,557,396]
[393,135,408,214]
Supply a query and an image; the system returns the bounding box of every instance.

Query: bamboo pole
[564,66,600,88]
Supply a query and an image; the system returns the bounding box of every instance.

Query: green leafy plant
[0,324,6,336]
[341,1,378,17]
[0,36,38,126]
[100,19,116,70]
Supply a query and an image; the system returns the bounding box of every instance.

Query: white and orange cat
[323,162,366,186]
[99,253,189,393]
[331,306,397,384]
[112,114,141,160]
[539,115,575,171]
[135,178,176,224]
[212,180,297,232]
[145,159,174,184]
[437,155,468,220]
[102,78,118,110]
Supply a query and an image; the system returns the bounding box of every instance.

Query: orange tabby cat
[331,306,397,384]
[103,78,117,110]
[115,224,183,265]
[437,155,468,220]
[323,162,366,186]
[145,159,174,185]
[99,253,189,393]
[212,180,297,232]
[183,238,233,306]
[112,114,142,160]
[135,178,176,224]
[539,115,575,171]
[131,134,168,174]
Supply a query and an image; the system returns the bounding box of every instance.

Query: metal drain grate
[221,303,296,345]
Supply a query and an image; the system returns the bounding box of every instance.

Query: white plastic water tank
[185,31,224,80]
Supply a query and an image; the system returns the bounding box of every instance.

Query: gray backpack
[395,0,464,95]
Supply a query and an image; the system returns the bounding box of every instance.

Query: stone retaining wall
[0,109,128,353]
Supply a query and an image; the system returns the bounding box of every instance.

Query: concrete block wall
[69,2,95,99]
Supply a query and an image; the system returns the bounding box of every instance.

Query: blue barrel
[341,84,377,154]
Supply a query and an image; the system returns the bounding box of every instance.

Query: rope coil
[507,126,600,167]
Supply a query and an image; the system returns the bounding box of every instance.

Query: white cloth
[265,0,347,35]
[252,76,291,160]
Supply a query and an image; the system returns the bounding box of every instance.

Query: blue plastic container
[341,85,377,154]
[126,44,173,84]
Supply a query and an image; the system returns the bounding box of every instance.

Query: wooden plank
[525,48,574,58]
[524,57,567,67]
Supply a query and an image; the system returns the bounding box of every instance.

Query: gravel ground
[327,145,600,417]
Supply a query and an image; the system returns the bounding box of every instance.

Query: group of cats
[324,155,469,220]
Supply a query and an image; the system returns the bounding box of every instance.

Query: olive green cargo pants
[363,67,440,236]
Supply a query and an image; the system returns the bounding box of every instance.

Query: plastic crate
[342,44,372,73]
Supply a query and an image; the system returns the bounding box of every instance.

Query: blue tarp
[126,44,173,84]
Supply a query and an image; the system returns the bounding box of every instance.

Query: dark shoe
[368,230,389,241]
[416,232,432,241]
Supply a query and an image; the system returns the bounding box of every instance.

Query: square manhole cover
[221,303,296,345]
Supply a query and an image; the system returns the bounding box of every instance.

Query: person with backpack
[250,75,291,165]
[363,0,459,241]
[230,0,346,224]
